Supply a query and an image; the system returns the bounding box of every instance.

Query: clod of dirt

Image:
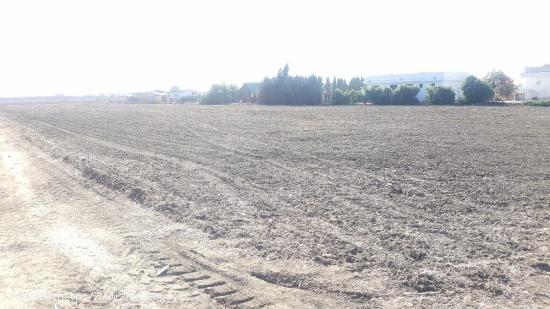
[250,271,308,289]
[340,290,372,301]
[409,250,427,262]
[82,165,125,191]
[404,273,440,293]
[531,262,550,272]
[464,267,510,296]
[313,255,333,266]
[467,269,510,284]
[128,188,147,204]
[386,183,403,195]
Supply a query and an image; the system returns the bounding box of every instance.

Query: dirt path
[0,121,325,308]
[0,122,226,308]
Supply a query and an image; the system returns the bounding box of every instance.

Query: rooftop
[524,64,550,74]
[240,82,261,92]
[365,72,468,84]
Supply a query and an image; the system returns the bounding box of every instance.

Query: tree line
[258,65,323,105]
[201,65,516,105]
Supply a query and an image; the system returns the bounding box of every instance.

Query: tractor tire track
[1,116,346,308]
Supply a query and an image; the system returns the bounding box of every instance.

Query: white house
[130,90,168,103]
[521,65,550,100]
[167,86,200,103]
[364,72,469,102]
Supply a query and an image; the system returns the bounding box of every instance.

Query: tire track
[1,120,334,308]
[6,113,411,266]
[1,123,227,308]
[6,111,447,266]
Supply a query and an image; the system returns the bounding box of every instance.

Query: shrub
[348,89,364,104]
[331,89,351,105]
[524,100,550,107]
[179,95,200,103]
[426,86,456,105]
[462,76,495,104]
[391,86,420,105]
[201,83,238,104]
[483,70,516,100]
[364,87,392,105]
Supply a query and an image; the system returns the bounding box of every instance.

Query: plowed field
[1,102,548,308]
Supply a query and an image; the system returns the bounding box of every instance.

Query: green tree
[348,89,363,104]
[201,83,239,104]
[364,87,392,105]
[334,78,348,91]
[349,77,364,90]
[331,89,351,105]
[391,85,420,105]
[278,64,290,79]
[483,70,516,100]
[426,86,456,105]
[462,76,495,104]
[258,65,323,105]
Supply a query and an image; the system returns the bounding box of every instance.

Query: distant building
[167,87,200,103]
[520,65,550,100]
[364,72,469,102]
[129,90,168,103]
[239,82,261,103]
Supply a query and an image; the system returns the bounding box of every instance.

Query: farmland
[0,103,549,308]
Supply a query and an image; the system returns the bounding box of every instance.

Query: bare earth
[0,103,548,308]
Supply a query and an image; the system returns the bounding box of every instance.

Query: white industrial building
[520,65,550,100]
[364,72,469,102]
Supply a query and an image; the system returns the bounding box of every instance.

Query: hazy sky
[0,0,548,96]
